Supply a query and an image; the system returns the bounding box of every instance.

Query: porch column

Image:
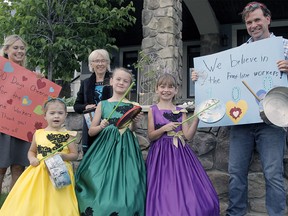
[140,0,183,104]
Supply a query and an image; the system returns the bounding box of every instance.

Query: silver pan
[262,86,288,127]
[242,81,288,127]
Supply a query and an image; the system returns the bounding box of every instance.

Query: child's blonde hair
[112,67,133,84]
[43,98,67,114]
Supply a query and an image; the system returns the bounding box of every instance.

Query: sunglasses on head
[244,1,267,10]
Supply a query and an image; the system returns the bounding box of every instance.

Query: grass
[0,193,8,208]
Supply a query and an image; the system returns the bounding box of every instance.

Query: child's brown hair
[156,73,177,88]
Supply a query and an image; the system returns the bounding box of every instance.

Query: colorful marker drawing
[0,56,61,142]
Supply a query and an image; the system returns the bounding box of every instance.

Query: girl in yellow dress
[0,98,79,216]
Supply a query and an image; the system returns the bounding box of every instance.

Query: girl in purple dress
[146,73,220,216]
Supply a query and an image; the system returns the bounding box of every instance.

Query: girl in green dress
[75,67,146,216]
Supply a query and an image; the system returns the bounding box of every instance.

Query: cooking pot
[261,86,288,127]
[242,81,288,127]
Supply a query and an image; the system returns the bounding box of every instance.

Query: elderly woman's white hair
[88,49,111,72]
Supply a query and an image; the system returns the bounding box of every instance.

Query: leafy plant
[134,50,170,104]
[0,0,136,81]
[62,97,76,107]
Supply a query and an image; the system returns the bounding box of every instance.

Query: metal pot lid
[262,86,288,127]
[197,99,225,123]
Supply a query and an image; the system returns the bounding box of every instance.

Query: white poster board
[193,37,288,127]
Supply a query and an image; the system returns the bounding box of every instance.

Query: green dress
[75,100,146,216]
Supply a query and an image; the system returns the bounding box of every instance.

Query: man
[227,2,288,215]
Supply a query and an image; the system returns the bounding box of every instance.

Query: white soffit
[184,0,219,34]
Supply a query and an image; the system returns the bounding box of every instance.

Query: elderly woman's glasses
[92,59,107,64]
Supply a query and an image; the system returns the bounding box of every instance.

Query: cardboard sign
[0,56,61,142]
[83,108,96,128]
[193,37,288,127]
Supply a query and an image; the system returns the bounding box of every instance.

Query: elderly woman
[74,49,112,154]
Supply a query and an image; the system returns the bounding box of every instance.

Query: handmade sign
[0,56,61,141]
[45,154,71,189]
[83,107,96,128]
[193,37,288,127]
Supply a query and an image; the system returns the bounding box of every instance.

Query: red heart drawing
[34,122,43,129]
[226,100,248,124]
[27,131,33,142]
[229,107,242,120]
[22,76,28,81]
[37,79,46,89]
[7,99,13,104]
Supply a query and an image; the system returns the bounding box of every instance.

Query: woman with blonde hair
[0,35,40,194]
[0,34,27,66]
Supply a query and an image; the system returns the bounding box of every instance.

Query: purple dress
[146,105,220,216]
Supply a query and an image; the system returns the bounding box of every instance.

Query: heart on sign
[22,76,28,81]
[33,105,44,115]
[27,131,33,142]
[49,87,55,93]
[22,96,32,106]
[37,79,46,89]
[226,100,248,124]
[34,122,43,129]
[231,108,241,119]
[3,62,14,73]
[7,99,13,105]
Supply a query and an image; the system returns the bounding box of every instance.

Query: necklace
[95,81,104,85]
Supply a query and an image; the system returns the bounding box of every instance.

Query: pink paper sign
[0,56,62,142]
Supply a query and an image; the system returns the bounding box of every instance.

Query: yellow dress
[0,129,79,216]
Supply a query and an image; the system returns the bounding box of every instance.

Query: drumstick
[40,137,77,161]
[107,82,135,120]
[242,80,261,102]
[89,112,93,121]
[178,100,219,126]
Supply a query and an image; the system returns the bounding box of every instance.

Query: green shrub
[62,97,76,107]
